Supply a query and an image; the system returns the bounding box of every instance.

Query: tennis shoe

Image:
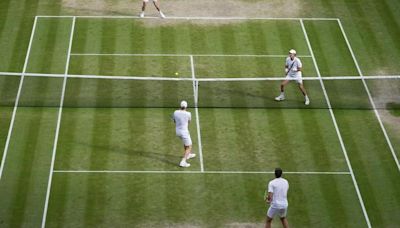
[187,153,196,159]
[140,12,145,18]
[275,94,285,101]
[179,161,190,168]
[305,98,310,105]
[159,11,166,18]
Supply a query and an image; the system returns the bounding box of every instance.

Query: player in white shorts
[173,101,196,168]
[275,49,310,105]
[140,0,165,18]
[265,168,289,228]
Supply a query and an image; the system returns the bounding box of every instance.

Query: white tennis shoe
[159,11,165,18]
[139,12,145,18]
[179,161,190,168]
[275,94,285,101]
[187,153,196,160]
[305,98,310,105]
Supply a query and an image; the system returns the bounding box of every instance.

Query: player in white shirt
[275,49,310,105]
[173,101,196,168]
[265,168,289,228]
[139,0,165,18]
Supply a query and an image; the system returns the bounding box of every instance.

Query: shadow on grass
[75,141,180,167]
[386,102,400,116]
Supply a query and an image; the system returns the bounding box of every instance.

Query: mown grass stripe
[41,16,76,228]
[301,19,372,227]
[337,19,400,172]
[0,16,38,180]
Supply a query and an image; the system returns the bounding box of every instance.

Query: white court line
[0,71,399,81]
[41,16,76,228]
[70,53,312,58]
[53,170,350,175]
[0,17,38,180]
[37,15,339,21]
[190,55,204,172]
[337,19,400,173]
[301,19,372,228]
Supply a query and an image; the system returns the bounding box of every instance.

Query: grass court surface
[0,1,400,227]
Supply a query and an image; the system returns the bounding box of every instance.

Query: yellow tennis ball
[175,72,179,75]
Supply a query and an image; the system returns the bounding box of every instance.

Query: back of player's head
[275,168,283,178]
[180,100,188,109]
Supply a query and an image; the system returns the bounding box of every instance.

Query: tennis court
[0,14,399,228]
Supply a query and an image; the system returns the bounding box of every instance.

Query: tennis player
[265,168,289,228]
[275,49,310,105]
[139,0,165,18]
[173,101,195,168]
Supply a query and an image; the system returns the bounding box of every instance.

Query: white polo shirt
[286,57,302,77]
[268,177,289,209]
[173,110,191,134]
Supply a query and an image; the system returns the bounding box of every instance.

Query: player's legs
[141,0,148,11]
[183,144,192,159]
[152,0,165,18]
[277,208,289,228]
[298,83,307,96]
[280,79,290,92]
[280,217,289,228]
[266,207,278,228]
[298,82,310,105]
[140,0,148,17]
[152,0,161,11]
[265,216,273,228]
[179,133,193,167]
[275,80,290,101]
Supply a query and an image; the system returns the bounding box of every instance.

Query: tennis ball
[175,72,179,75]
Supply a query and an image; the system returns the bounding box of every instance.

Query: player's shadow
[75,141,180,167]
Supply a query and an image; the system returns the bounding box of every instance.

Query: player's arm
[296,59,302,72]
[265,191,273,204]
[266,182,273,203]
[285,64,289,74]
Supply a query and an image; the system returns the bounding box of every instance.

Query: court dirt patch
[62,0,306,26]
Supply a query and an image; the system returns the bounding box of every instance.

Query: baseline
[300,19,372,227]
[37,15,339,21]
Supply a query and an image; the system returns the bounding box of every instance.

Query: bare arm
[265,191,273,204]
[267,192,273,203]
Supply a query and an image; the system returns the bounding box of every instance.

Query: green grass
[0,0,400,227]
[69,55,192,77]
[0,107,59,227]
[46,173,366,228]
[194,56,317,78]
[197,80,327,108]
[200,108,347,171]
[56,108,199,171]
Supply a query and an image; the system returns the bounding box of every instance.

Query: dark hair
[275,168,283,178]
